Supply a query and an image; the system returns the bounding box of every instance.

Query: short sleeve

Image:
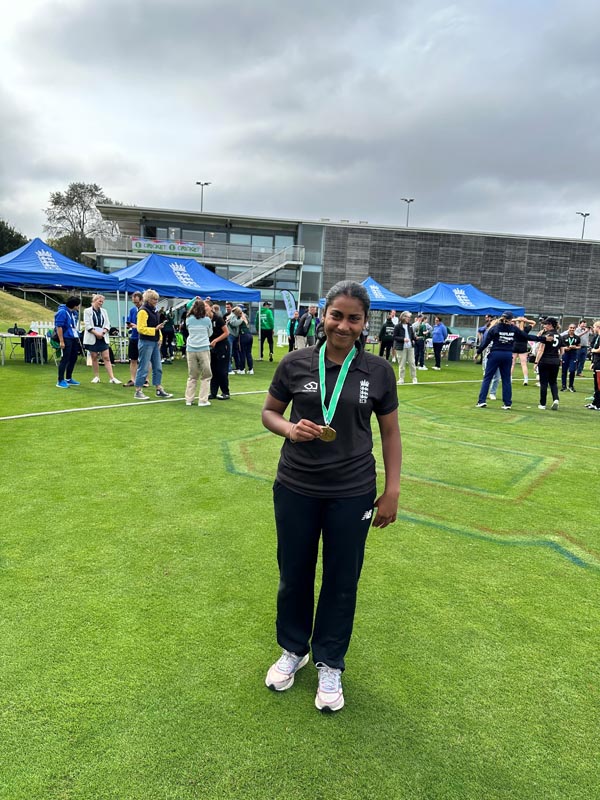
[268,358,293,404]
[372,361,399,417]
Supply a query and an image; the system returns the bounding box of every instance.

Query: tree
[0,219,28,257]
[43,182,119,262]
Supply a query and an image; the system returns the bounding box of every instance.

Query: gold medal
[319,425,337,442]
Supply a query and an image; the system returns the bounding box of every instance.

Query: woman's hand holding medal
[289,418,325,443]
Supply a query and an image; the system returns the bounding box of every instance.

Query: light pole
[196,181,212,212]
[401,197,414,227]
[576,211,590,239]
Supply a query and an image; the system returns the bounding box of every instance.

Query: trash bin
[447,337,461,362]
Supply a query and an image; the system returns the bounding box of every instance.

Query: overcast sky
[1,0,599,241]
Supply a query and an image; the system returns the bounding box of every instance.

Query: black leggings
[272,480,375,670]
[538,362,560,406]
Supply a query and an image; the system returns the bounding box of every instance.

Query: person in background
[296,305,318,348]
[393,311,418,385]
[511,316,537,386]
[133,289,173,400]
[54,296,82,388]
[184,298,213,407]
[413,314,432,370]
[585,320,600,410]
[378,312,396,361]
[533,317,562,411]
[223,301,236,374]
[287,310,300,353]
[261,279,401,713]
[83,294,121,384]
[159,308,175,364]
[559,323,581,393]
[124,291,147,387]
[431,316,448,370]
[208,303,231,400]
[389,309,399,362]
[258,301,275,362]
[474,311,532,409]
[575,320,590,377]
[232,306,254,374]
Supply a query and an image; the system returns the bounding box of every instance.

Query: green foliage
[0,218,28,257]
[43,182,118,262]
[0,358,598,800]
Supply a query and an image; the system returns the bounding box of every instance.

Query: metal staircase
[230,245,304,286]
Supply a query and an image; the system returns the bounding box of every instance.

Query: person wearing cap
[533,317,562,410]
[258,301,275,362]
[474,311,532,409]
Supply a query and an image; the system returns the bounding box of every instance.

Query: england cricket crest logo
[359,379,370,403]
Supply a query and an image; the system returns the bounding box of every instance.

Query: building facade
[92,204,600,320]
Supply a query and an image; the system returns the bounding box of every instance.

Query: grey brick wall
[321,226,600,316]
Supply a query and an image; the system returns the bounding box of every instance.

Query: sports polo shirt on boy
[268,341,398,498]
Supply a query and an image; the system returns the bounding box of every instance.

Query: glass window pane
[275,235,295,249]
[182,230,204,242]
[252,235,273,251]
[230,233,251,245]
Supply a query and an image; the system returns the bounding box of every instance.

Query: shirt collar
[311,339,370,374]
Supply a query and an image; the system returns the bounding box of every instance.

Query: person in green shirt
[259,301,275,361]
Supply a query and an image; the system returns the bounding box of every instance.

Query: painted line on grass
[399,510,600,572]
[0,389,269,422]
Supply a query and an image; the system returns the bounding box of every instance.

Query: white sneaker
[91,376,100,383]
[551,399,559,410]
[198,400,211,407]
[420,365,428,370]
[109,377,122,384]
[489,393,496,400]
[396,380,404,385]
[412,378,418,384]
[538,405,546,410]
[432,366,441,371]
[315,663,344,712]
[476,402,487,408]
[265,650,309,691]
[247,369,254,375]
[236,370,245,374]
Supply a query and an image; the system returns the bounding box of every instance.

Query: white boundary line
[0,389,270,422]
[0,381,489,422]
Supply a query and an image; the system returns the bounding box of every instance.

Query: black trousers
[210,345,230,396]
[538,362,560,406]
[273,480,375,670]
[58,338,80,381]
[379,341,392,360]
[433,341,443,368]
[414,338,426,367]
[260,329,274,357]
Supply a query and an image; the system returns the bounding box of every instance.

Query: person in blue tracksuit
[54,296,82,388]
[475,311,531,409]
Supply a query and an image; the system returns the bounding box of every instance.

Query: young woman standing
[261,280,402,712]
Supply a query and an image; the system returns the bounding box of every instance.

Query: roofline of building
[96,203,600,245]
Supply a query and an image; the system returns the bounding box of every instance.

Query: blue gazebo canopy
[319,277,418,311]
[405,282,525,316]
[0,237,117,290]
[112,253,261,302]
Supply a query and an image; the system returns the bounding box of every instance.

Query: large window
[182,229,204,242]
[230,233,251,245]
[299,265,322,303]
[252,235,273,251]
[275,235,295,250]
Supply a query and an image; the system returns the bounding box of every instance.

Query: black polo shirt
[268,341,398,498]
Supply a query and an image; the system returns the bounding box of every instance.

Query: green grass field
[0,352,598,800]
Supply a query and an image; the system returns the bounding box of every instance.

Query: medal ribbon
[318,344,356,427]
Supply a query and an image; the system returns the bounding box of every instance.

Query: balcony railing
[94,235,304,271]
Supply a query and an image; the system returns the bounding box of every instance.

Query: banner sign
[132,237,204,256]
[281,289,297,319]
